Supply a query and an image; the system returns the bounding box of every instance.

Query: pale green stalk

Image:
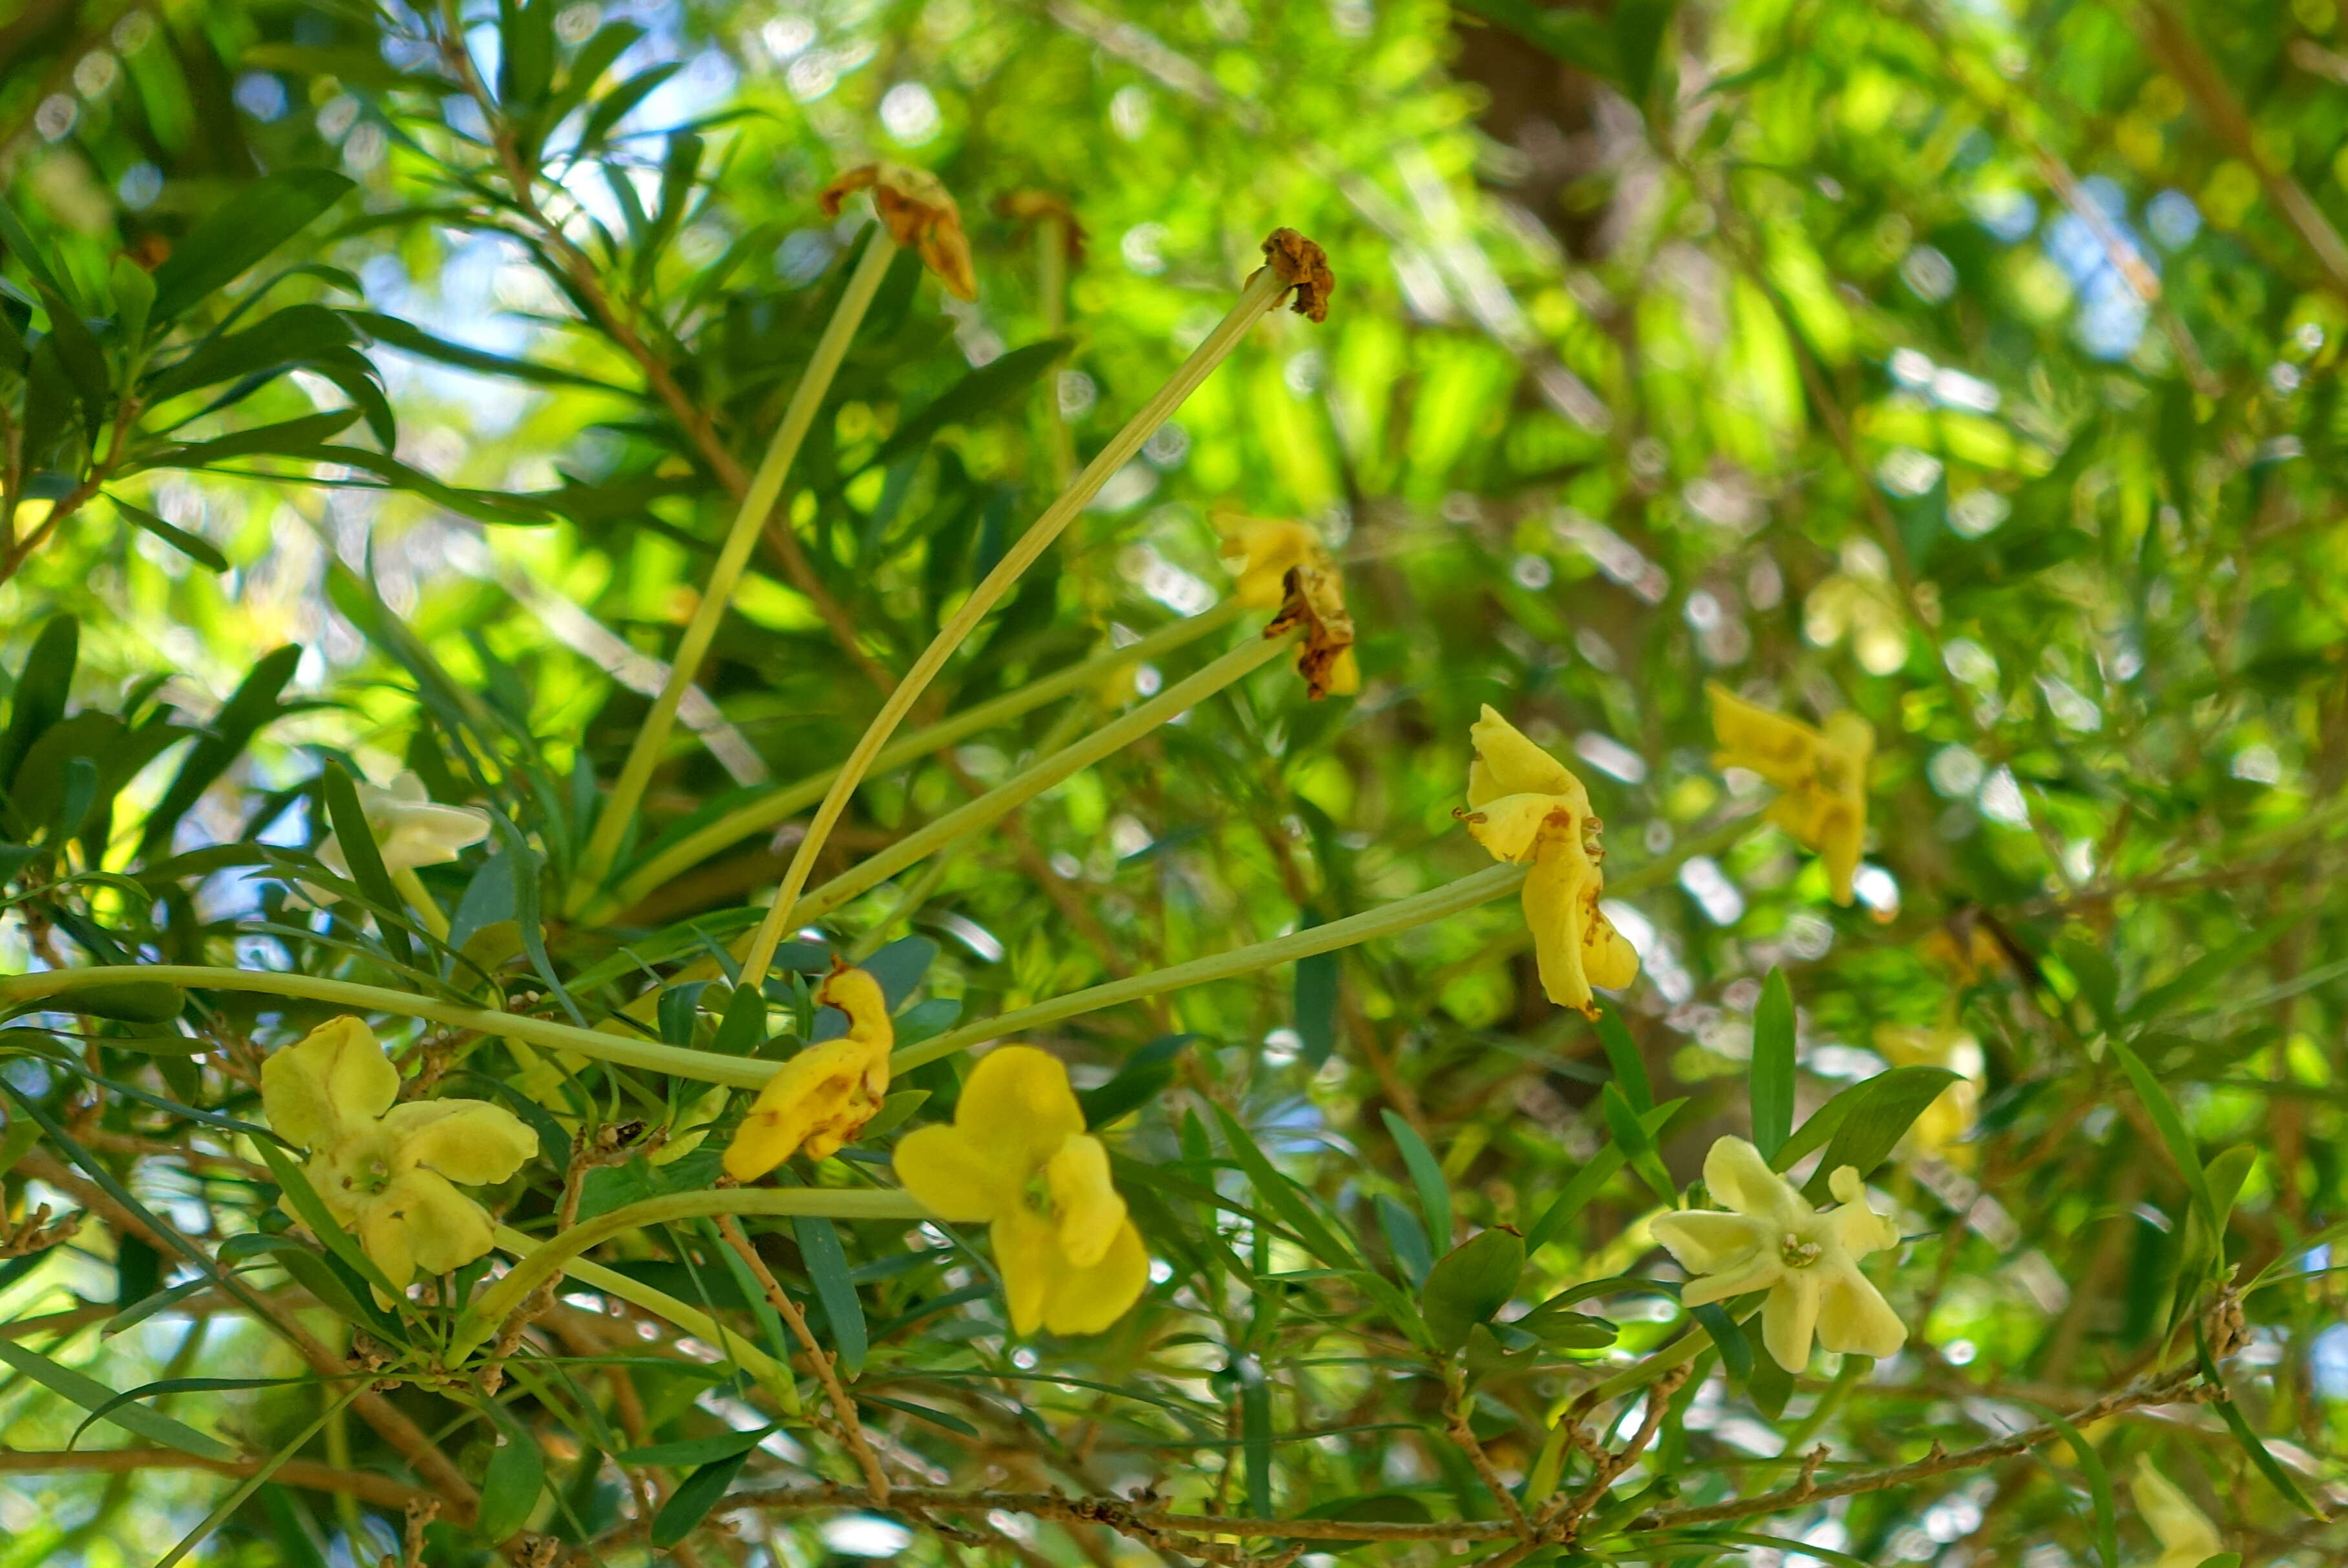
[390,866,449,942]
[453,1188,929,1360]
[785,630,1296,931]
[0,966,778,1089]
[888,817,1749,1072]
[489,1224,796,1406]
[598,601,1244,917]
[570,233,901,914]
[735,262,1295,993]
[154,1382,365,1568]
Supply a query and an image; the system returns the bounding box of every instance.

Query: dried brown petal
[1263,561,1359,701]
[995,189,1088,264]
[819,162,978,301]
[1257,227,1335,323]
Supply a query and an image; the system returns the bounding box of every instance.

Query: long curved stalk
[0,966,779,1089]
[489,1225,797,1405]
[735,262,1296,992]
[570,234,901,914]
[453,1188,929,1361]
[784,630,1297,929]
[597,601,1246,918]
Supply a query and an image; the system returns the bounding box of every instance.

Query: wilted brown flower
[821,162,977,301]
[995,189,1086,264]
[1256,227,1334,323]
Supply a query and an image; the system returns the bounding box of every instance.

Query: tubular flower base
[1454,705,1638,1017]
[1649,1136,1907,1373]
[1706,683,1873,906]
[725,963,894,1180]
[260,1018,535,1289]
[821,162,977,300]
[1220,514,1359,697]
[893,1046,1149,1336]
[2131,1456,2225,1568]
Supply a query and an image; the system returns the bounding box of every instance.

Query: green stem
[788,630,1297,930]
[888,817,1749,1074]
[570,233,901,914]
[390,867,449,943]
[596,601,1246,919]
[155,1381,366,1568]
[0,966,779,1089]
[489,1225,798,1408]
[735,261,1296,993]
[454,1189,929,1361]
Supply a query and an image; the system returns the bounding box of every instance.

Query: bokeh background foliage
[1,0,2346,1562]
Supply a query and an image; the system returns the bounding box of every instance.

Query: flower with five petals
[821,162,977,301]
[2130,1456,2223,1568]
[1454,706,1638,1017]
[261,1017,535,1291]
[1707,684,1872,906]
[724,963,894,1181]
[1649,1136,1907,1373]
[1218,514,1359,698]
[893,1046,1149,1336]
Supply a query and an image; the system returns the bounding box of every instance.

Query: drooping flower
[821,162,977,301]
[893,1045,1149,1336]
[724,964,893,1181]
[261,1017,535,1290]
[994,190,1086,263]
[315,771,492,882]
[1454,706,1639,1018]
[1218,514,1359,698]
[2131,1456,2224,1568]
[1649,1136,1907,1373]
[1707,684,1873,906]
[1872,1021,1984,1168]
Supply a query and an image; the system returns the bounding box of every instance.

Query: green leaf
[2109,1037,2219,1236]
[1207,1103,1360,1270]
[2195,1320,2331,1520]
[144,302,359,403]
[1592,997,1651,1112]
[650,1445,752,1548]
[1079,1033,1194,1128]
[344,310,622,390]
[109,494,227,571]
[151,171,357,322]
[1524,1099,1683,1253]
[0,615,77,795]
[253,1139,405,1308]
[1689,1302,1751,1384]
[794,1214,867,1375]
[2037,1404,2118,1568]
[1382,1106,1454,1252]
[1238,1355,1274,1516]
[148,409,361,465]
[1294,945,1340,1070]
[476,1403,546,1542]
[70,1376,284,1450]
[863,338,1071,473]
[320,761,418,970]
[618,1426,771,1468]
[1602,1081,1677,1206]
[0,1337,235,1460]
[1750,968,1796,1162]
[579,61,682,149]
[1375,1193,1432,1287]
[140,643,301,855]
[1454,0,1622,81]
[102,1277,214,1338]
[1421,1228,1525,1352]
[1615,0,1680,109]
[1797,1066,1963,1202]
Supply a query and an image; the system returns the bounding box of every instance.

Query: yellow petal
[955,1046,1086,1174]
[261,1017,399,1152]
[1040,1218,1150,1337]
[992,1207,1060,1335]
[380,1099,536,1186]
[362,1170,496,1280]
[1521,823,1635,1017]
[1648,1211,1770,1277]
[1326,644,1360,696]
[894,1124,1015,1223]
[1045,1134,1128,1269]
[818,964,894,1050]
[1468,706,1581,806]
[2132,1457,2224,1561]
[1815,1267,1907,1359]
[1706,683,1823,791]
[1761,1274,1821,1372]
[1703,1136,1806,1224]
[1459,792,1567,864]
[1218,516,1318,609]
[725,1035,890,1181]
[356,1196,417,1291]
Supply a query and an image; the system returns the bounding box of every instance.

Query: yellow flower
[893,1046,1150,1337]
[1707,683,1873,906]
[1872,1022,1984,1167]
[1218,514,1359,698]
[724,964,893,1181]
[1454,706,1638,1018]
[1649,1136,1907,1373]
[2131,1456,2224,1568]
[821,162,977,301]
[261,1018,535,1290]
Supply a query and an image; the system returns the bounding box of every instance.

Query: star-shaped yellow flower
[893,1046,1150,1337]
[2131,1456,2224,1568]
[1708,683,1873,906]
[821,162,977,301]
[1218,515,1359,699]
[1649,1136,1907,1373]
[1454,706,1638,1017]
[725,963,893,1181]
[261,1018,535,1290]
